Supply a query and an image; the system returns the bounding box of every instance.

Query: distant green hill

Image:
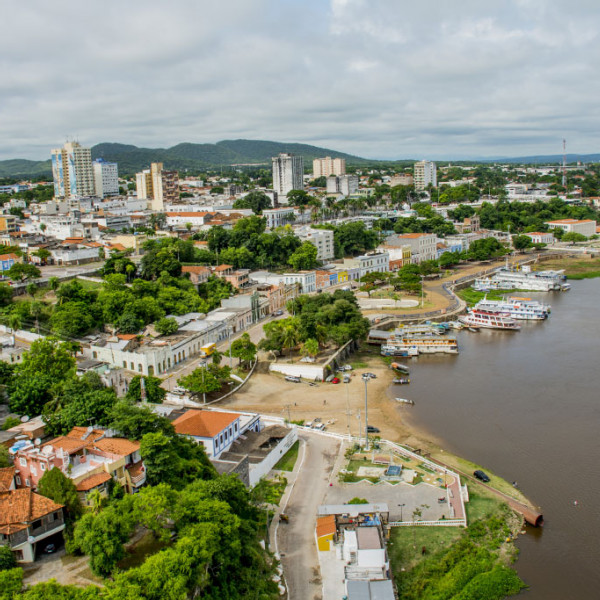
[0,139,372,179]
[91,139,371,174]
[0,158,52,179]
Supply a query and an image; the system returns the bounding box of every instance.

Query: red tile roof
[0,467,15,491]
[213,264,233,272]
[76,472,111,491]
[173,410,239,438]
[182,265,211,275]
[94,438,140,456]
[0,253,19,260]
[0,488,63,534]
[316,515,336,538]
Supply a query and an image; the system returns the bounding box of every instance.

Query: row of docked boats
[473,265,570,292]
[458,295,551,330]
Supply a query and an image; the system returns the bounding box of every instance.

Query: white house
[263,207,295,229]
[387,233,437,263]
[342,252,389,278]
[172,410,242,458]
[295,226,335,260]
[545,219,596,237]
[525,231,555,245]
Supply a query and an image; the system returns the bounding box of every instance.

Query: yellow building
[0,215,19,233]
[316,515,336,551]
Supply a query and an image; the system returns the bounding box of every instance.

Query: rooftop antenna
[562,139,567,189]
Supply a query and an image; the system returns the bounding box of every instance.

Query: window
[32,519,42,530]
[15,475,21,486]
[53,512,60,521]
[19,457,27,467]
[26,479,30,487]
[40,463,46,471]
[31,466,37,477]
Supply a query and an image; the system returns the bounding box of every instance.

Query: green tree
[70,507,135,577]
[109,400,174,440]
[50,302,96,338]
[288,241,319,270]
[126,375,166,404]
[42,376,117,436]
[0,568,23,597]
[9,339,76,416]
[154,316,179,336]
[0,282,13,306]
[6,262,41,282]
[178,367,221,399]
[300,338,319,359]
[285,189,310,206]
[139,432,179,487]
[229,332,257,368]
[512,235,533,252]
[0,444,12,468]
[562,231,587,244]
[38,467,83,522]
[232,191,272,214]
[0,546,16,571]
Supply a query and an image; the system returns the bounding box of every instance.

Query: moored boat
[395,397,415,405]
[459,309,521,331]
[393,377,410,384]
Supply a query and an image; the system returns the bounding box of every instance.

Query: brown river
[399,278,600,599]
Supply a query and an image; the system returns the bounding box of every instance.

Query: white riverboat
[458,309,521,331]
[382,335,459,355]
[474,297,550,320]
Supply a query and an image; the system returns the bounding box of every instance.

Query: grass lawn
[349,360,369,369]
[388,526,463,570]
[456,288,507,305]
[541,257,600,279]
[465,487,507,522]
[251,475,288,506]
[73,277,104,290]
[118,531,169,570]
[273,440,300,472]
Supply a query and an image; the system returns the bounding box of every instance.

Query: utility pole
[362,374,370,451]
[562,139,567,190]
[284,404,291,422]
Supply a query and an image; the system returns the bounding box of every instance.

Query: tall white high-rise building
[51,142,95,198]
[272,153,304,199]
[93,159,119,197]
[313,156,346,177]
[414,160,437,191]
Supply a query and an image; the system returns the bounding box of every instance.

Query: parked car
[273,310,284,316]
[343,375,351,383]
[473,470,490,483]
[285,375,301,383]
[331,377,340,384]
[364,372,377,379]
[366,426,380,433]
[325,374,335,382]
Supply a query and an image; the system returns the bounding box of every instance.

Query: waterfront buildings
[313,157,346,177]
[414,160,437,191]
[51,142,95,199]
[546,219,596,237]
[386,233,437,263]
[525,231,555,245]
[342,252,390,278]
[272,153,304,198]
[93,158,119,197]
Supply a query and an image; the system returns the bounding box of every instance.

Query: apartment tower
[313,156,346,177]
[51,141,95,198]
[93,158,119,197]
[413,160,437,191]
[272,153,304,199]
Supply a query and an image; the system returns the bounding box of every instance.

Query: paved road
[277,432,341,600]
[161,311,287,390]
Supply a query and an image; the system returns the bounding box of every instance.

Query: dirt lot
[221,353,429,450]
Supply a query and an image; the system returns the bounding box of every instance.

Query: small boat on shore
[393,378,410,385]
[395,397,415,405]
[391,362,410,373]
[468,326,479,333]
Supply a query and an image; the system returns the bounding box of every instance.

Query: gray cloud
[1,0,599,160]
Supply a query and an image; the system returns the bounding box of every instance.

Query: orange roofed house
[0,468,65,563]
[173,409,243,458]
[10,427,146,505]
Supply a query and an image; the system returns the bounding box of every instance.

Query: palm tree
[281,325,299,360]
[301,338,319,359]
[87,489,104,514]
[8,313,21,333]
[48,277,60,293]
[211,349,224,366]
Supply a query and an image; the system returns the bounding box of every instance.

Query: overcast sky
[2,0,599,161]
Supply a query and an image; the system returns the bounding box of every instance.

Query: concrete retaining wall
[249,426,299,488]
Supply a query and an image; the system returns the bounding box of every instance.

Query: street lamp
[362,374,370,451]
[344,377,351,439]
[398,503,406,522]
[199,361,207,404]
[227,326,233,368]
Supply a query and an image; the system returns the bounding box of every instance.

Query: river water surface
[398,278,600,599]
